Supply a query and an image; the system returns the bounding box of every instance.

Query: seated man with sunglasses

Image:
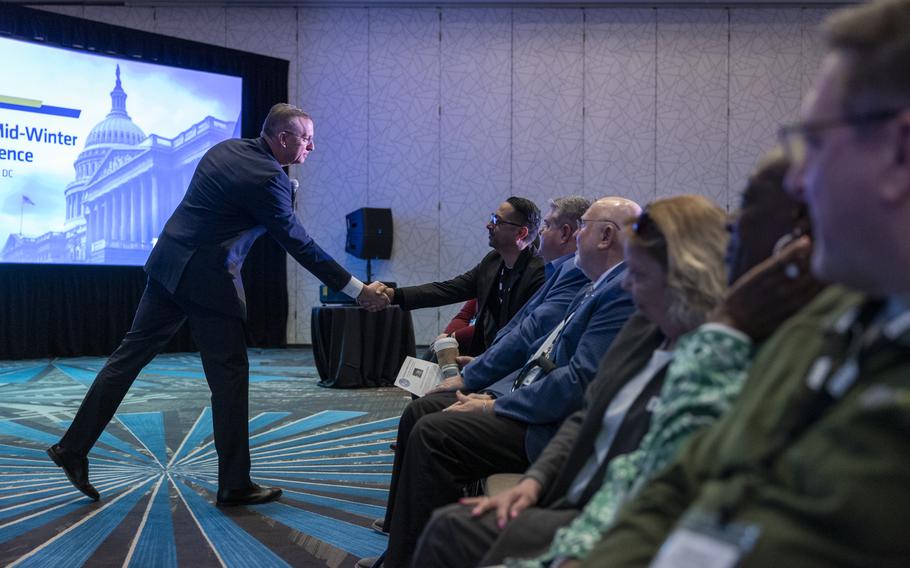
[381,197,546,357]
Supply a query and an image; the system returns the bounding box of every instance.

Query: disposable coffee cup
[433,336,460,379]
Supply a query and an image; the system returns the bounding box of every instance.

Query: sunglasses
[490,213,524,228]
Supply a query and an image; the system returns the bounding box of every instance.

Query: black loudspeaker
[346,208,393,260]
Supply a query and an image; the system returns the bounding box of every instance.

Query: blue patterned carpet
[0,349,409,567]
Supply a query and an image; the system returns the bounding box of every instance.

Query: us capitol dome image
[1,65,238,265]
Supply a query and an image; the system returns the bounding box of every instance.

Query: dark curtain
[0,5,289,359]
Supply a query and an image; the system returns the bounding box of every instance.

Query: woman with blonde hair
[620,194,728,349]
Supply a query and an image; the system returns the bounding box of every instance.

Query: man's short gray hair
[549,196,592,230]
[261,103,312,139]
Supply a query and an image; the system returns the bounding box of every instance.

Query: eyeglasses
[578,218,620,231]
[490,213,524,228]
[282,130,314,145]
[777,109,902,162]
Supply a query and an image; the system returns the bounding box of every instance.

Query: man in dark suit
[47,103,388,507]
[358,197,640,568]
[382,197,546,356]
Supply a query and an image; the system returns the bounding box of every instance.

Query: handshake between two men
[356,281,394,312]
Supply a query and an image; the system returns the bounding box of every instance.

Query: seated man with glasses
[381,197,546,357]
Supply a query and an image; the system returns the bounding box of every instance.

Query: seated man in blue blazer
[47,104,388,508]
[360,197,640,568]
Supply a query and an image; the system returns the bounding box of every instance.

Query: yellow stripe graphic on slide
[0,95,42,107]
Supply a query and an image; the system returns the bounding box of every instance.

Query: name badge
[650,510,760,568]
[651,529,740,568]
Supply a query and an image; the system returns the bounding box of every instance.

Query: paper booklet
[394,356,443,397]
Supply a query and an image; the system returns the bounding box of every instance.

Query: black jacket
[394,247,545,355]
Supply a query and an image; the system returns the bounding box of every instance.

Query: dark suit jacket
[393,247,545,355]
[145,137,351,319]
[522,312,669,508]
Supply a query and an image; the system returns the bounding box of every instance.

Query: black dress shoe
[46,444,100,501]
[216,483,282,507]
[370,517,389,535]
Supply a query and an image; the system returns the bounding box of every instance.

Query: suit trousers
[413,502,580,567]
[384,394,530,567]
[60,277,252,490]
[382,391,456,532]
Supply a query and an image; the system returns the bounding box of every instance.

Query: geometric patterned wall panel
[292,8,371,343]
[512,8,585,208]
[369,8,442,342]
[227,8,299,101]
[656,8,729,209]
[227,8,298,58]
[801,8,836,104]
[439,8,513,333]
[154,7,228,47]
[83,6,156,31]
[585,8,657,208]
[34,6,84,18]
[728,8,802,205]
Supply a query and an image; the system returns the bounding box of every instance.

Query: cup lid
[433,336,459,351]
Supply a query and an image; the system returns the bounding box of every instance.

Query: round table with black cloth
[311,305,416,388]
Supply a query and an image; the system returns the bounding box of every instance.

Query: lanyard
[498,264,514,304]
[511,284,594,391]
